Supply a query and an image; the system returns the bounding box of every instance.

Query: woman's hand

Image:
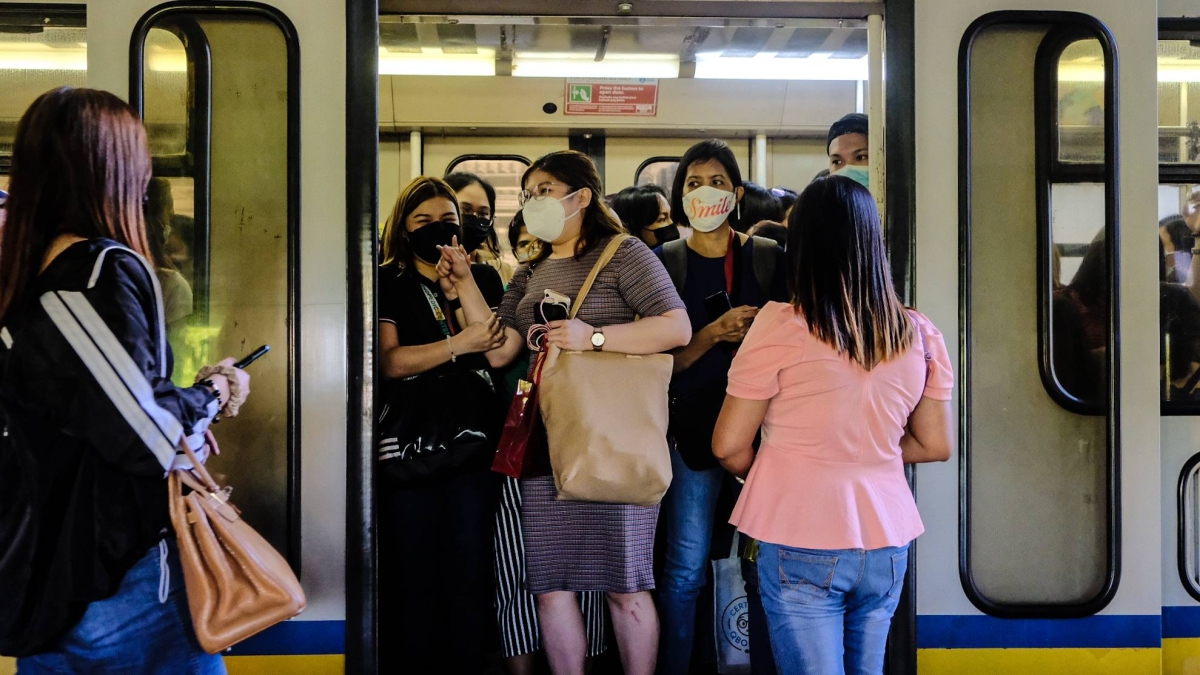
[203,429,221,457]
[546,319,595,352]
[450,314,507,355]
[706,306,759,343]
[436,236,473,285]
[215,357,251,411]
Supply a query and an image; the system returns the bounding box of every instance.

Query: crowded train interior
[0,0,1195,674]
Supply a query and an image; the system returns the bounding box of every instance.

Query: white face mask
[523,190,581,243]
[682,185,736,233]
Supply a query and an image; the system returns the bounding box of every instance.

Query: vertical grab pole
[867,14,886,222]
[410,129,423,178]
[754,133,768,185]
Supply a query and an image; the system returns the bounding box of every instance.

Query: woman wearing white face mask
[490,150,691,675]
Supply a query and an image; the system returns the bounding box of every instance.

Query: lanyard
[419,283,456,337]
[723,227,735,296]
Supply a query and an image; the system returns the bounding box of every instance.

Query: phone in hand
[539,289,571,323]
[704,291,733,323]
[234,345,270,369]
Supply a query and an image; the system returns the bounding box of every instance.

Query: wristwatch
[591,328,606,352]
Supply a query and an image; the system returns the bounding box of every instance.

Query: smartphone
[539,289,571,323]
[704,291,733,322]
[234,345,270,369]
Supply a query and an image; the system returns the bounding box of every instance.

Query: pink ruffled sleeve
[911,311,954,401]
[726,302,808,400]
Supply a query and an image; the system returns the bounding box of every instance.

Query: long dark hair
[787,176,912,370]
[522,150,623,260]
[610,184,668,238]
[444,171,501,254]
[0,87,154,324]
[671,139,743,227]
[381,176,461,270]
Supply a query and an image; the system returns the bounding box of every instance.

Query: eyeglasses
[518,181,572,207]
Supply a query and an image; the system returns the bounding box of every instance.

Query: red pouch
[492,354,551,479]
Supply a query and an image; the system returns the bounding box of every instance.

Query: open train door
[911,0,1162,673]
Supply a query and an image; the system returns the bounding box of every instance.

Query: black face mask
[647,226,680,247]
[408,220,462,264]
[461,214,493,253]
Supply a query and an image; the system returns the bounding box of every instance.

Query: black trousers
[378,467,501,673]
[742,556,778,675]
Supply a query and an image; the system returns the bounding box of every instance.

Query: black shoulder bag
[376,283,503,485]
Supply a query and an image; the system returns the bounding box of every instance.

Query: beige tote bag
[539,235,674,506]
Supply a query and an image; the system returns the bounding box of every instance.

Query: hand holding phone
[709,305,758,344]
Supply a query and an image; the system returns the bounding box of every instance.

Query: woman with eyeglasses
[488,150,691,675]
[445,172,515,287]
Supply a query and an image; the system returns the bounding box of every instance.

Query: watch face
[591,331,605,346]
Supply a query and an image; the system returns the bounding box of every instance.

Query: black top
[379,263,505,377]
[655,240,787,397]
[0,238,218,656]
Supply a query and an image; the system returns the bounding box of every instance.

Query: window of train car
[960,15,1118,617]
[133,7,300,567]
[1157,25,1200,413]
[0,6,87,179]
[635,157,680,193]
[445,154,528,261]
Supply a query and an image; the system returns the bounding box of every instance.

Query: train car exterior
[3,0,1200,674]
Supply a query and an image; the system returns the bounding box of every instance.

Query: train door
[912,0,1161,673]
[0,0,351,671]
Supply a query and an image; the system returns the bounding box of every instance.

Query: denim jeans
[18,539,225,675]
[757,541,909,675]
[657,445,725,675]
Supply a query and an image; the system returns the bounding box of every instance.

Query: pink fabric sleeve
[726,302,808,400]
[913,311,954,401]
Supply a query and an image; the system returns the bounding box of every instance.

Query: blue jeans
[757,541,909,675]
[657,445,725,675]
[18,539,225,675]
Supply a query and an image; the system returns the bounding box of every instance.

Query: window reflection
[1056,39,1105,164]
[446,156,528,262]
[1160,184,1200,404]
[637,159,679,193]
[1049,183,1108,407]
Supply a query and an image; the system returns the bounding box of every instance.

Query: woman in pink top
[713,175,954,675]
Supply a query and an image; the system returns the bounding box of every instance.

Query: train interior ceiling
[378,14,874,249]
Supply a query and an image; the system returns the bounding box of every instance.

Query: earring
[737,204,741,222]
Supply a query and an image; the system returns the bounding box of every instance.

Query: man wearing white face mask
[827,113,871,190]
[654,139,786,675]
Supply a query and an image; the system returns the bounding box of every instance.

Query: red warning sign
[564,79,659,116]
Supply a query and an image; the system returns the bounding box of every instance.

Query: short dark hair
[734,181,783,233]
[750,222,788,249]
[610,184,668,237]
[671,139,743,227]
[827,113,869,155]
[772,186,798,214]
[507,209,526,251]
[522,150,624,260]
[1161,214,1194,253]
[787,175,911,370]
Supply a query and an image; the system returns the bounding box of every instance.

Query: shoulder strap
[749,236,777,298]
[662,238,688,293]
[571,235,629,320]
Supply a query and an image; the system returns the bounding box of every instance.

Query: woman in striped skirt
[494,476,607,673]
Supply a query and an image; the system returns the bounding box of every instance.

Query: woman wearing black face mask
[377,176,509,673]
[611,183,680,249]
[446,172,515,287]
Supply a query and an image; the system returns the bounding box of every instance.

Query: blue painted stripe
[917,615,1161,649]
[1164,606,1200,639]
[225,620,345,656]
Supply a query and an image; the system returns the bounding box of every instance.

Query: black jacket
[0,238,218,656]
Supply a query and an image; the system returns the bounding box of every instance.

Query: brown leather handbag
[168,442,306,654]
[539,235,674,506]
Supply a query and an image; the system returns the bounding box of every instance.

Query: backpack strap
[661,238,688,294]
[749,236,778,299]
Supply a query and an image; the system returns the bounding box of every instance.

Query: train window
[0,6,87,174]
[445,154,529,259]
[133,6,301,568]
[960,14,1118,617]
[1158,24,1200,413]
[636,157,680,192]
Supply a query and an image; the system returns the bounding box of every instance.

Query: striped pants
[494,476,608,658]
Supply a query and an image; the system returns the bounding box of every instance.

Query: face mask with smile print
[682,186,736,233]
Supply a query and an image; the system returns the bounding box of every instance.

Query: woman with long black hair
[714,176,954,675]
